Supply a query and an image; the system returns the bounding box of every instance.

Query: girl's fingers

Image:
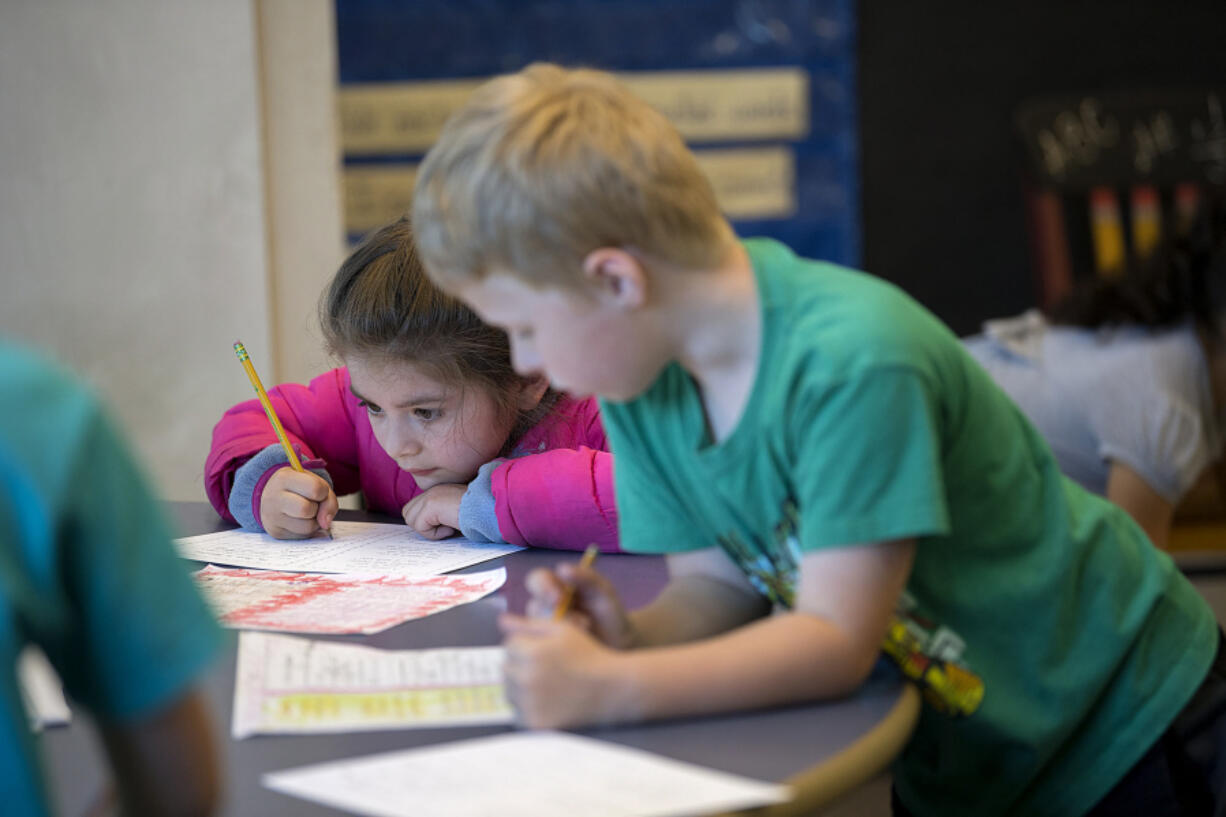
[282,492,318,520]
[277,512,321,537]
[317,490,339,530]
[283,470,332,502]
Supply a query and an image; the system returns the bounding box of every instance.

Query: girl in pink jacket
[205,216,619,552]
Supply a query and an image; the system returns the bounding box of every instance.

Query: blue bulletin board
[335,0,860,266]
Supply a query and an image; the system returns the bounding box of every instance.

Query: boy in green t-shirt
[411,64,1226,816]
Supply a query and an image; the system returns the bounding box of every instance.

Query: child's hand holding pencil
[500,545,637,728]
[516,545,632,644]
[259,466,339,540]
[234,341,338,540]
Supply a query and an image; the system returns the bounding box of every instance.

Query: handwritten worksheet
[263,731,792,817]
[233,631,512,738]
[194,565,506,635]
[175,521,521,575]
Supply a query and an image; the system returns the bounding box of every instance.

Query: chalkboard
[1015,88,1226,189]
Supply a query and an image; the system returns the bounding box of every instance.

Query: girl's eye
[514,327,534,340]
[414,407,439,421]
[358,400,383,417]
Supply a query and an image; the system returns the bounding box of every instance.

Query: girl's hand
[499,615,634,728]
[260,467,338,539]
[401,483,465,539]
[523,562,637,649]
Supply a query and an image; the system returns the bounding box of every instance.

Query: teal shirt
[600,239,1219,817]
[0,344,223,817]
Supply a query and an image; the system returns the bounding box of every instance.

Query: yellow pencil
[552,544,599,620]
[233,341,332,539]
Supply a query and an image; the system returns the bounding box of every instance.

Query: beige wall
[0,0,342,502]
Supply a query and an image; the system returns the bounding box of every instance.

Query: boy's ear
[581,248,647,308]
[515,374,551,410]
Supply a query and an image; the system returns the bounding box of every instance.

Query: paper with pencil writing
[175,520,520,575]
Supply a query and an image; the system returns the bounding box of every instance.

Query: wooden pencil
[233,341,332,538]
[552,544,600,620]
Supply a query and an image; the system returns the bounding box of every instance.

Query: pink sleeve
[490,446,620,552]
[204,367,362,522]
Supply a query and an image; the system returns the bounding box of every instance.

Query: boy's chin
[588,387,647,402]
[597,381,656,403]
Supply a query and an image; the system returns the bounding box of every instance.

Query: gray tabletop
[41,502,908,817]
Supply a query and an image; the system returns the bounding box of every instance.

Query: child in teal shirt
[0,342,223,816]
[411,64,1226,816]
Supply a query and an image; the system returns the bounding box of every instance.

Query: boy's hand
[401,483,465,539]
[499,615,632,728]
[523,562,637,649]
[259,467,337,539]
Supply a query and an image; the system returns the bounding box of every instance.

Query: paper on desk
[233,631,512,738]
[193,565,506,635]
[18,646,70,730]
[263,730,792,817]
[175,520,521,575]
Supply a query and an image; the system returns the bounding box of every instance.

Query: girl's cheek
[369,422,394,455]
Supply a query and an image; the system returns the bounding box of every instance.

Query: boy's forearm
[613,611,879,723]
[626,574,771,647]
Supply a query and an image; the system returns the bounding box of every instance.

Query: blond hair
[412,63,734,288]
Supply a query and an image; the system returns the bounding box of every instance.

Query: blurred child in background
[965,192,1226,548]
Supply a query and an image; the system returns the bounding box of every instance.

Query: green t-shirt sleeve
[792,366,951,550]
[50,405,224,721]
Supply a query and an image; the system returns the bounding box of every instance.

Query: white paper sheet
[263,731,792,817]
[175,520,521,575]
[233,631,512,738]
[193,565,506,635]
[18,646,70,730]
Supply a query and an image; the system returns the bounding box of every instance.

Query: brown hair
[320,215,557,451]
[412,62,735,289]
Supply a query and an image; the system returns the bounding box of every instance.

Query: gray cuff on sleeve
[228,443,333,532]
[457,459,505,544]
